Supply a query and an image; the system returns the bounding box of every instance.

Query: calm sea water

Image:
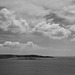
[0,57,75,75]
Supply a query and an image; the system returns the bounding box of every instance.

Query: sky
[0,0,75,56]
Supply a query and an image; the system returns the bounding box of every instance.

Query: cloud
[61,5,75,23]
[0,7,73,40]
[46,28,71,39]
[25,41,35,48]
[33,21,71,39]
[44,12,67,25]
[24,41,45,49]
[0,41,45,50]
[0,44,3,47]
[70,38,75,41]
[0,0,50,17]
[70,35,75,41]
[0,8,30,33]
[2,41,22,48]
[63,5,75,14]
[69,25,75,31]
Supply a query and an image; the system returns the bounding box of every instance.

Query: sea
[0,57,75,75]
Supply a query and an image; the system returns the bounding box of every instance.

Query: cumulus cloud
[46,28,71,39]
[33,21,71,39]
[0,8,30,33]
[24,41,45,49]
[69,25,75,31]
[0,7,73,40]
[61,5,75,23]
[25,41,35,48]
[63,5,75,14]
[70,35,75,41]
[2,41,22,48]
[0,41,45,50]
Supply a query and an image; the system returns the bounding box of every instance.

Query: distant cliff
[0,54,54,60]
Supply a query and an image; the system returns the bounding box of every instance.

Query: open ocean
[0,57,75,75]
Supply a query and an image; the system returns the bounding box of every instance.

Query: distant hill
[0,54,54,60]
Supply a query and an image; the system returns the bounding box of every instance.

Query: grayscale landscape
[0,0,75,75]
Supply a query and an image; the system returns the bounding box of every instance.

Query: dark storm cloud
[44,11,75,26]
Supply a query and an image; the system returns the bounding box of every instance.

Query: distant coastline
[0,54,54,60]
